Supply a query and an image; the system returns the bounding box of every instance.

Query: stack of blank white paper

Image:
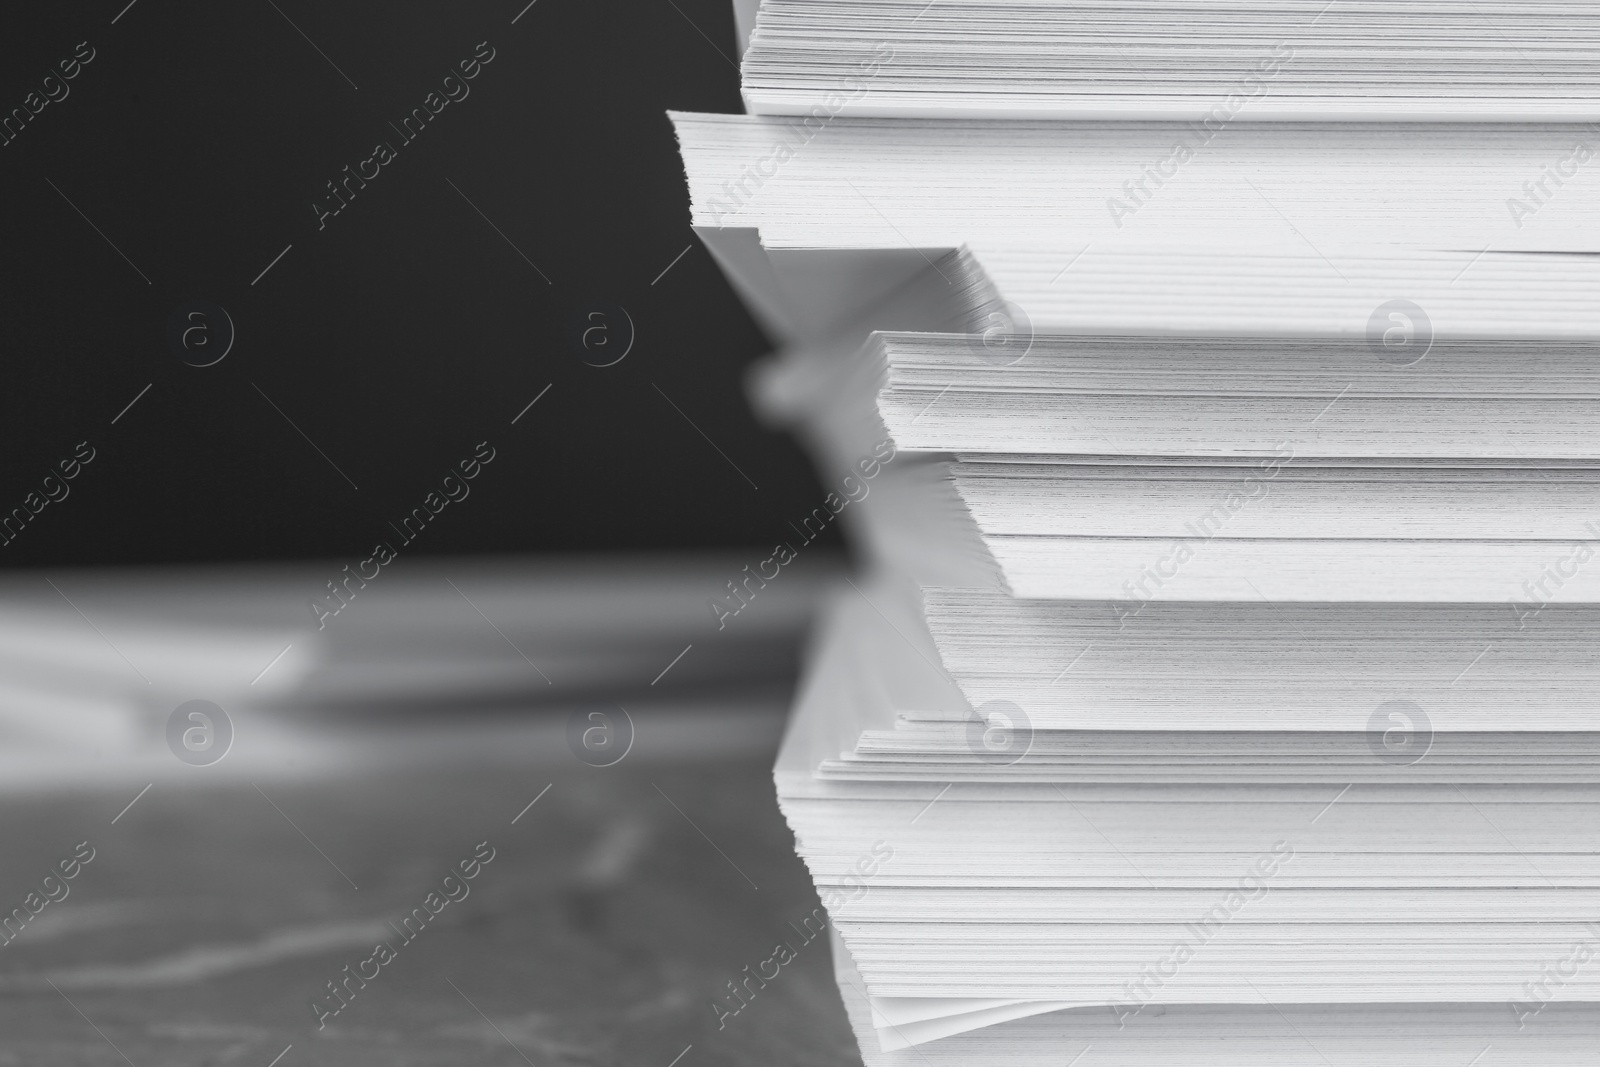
[683,1,1600,1061]
[774,579,1600,1063]
[739,0,1600,119]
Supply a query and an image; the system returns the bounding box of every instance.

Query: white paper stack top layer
[682,0,1600,1058]
[741,0,1600,120]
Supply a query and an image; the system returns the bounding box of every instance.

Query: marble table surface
[0,714,860,1067]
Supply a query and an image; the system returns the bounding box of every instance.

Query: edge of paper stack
[681,3,1600,1063]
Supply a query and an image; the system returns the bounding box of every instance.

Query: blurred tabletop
[0,553,858,1066]
[0,721,860,1067]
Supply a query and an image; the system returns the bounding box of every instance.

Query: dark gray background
[0,0,836,567]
